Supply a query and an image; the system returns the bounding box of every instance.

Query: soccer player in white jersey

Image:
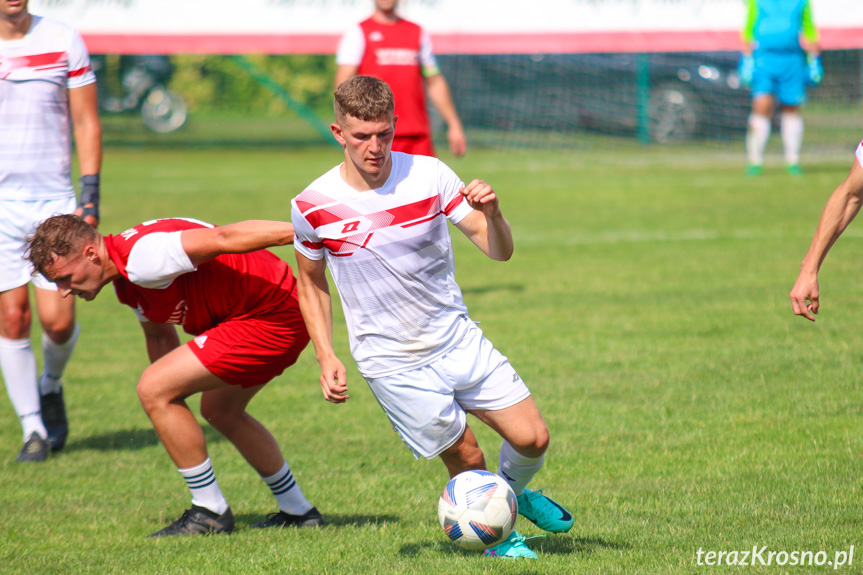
[291,76,573,560]
[0,0,102,462]
[791,140,863,319]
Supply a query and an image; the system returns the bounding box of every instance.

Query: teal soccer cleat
[517,488,574,533]
[484,531,538,559]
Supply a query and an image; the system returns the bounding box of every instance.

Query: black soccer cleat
[40,389,68,452]
[147,505,235,537]
[252,507,325,529]
[15,432,50,463]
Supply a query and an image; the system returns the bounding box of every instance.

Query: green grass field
[1,143,861,574]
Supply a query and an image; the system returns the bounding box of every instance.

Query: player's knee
[136,370,168,414]
[199,402,235,433]
[511,424,550,458]
[0,305,31,339]
[41,321,76,345]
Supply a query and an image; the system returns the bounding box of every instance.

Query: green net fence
[95,51,863,157]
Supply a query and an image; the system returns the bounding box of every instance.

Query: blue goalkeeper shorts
[751,50,809,106]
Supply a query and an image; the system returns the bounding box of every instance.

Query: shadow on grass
[234,513,400,528]
[460,283,525,296]
[399,534,627,558]
[62,426,225,452]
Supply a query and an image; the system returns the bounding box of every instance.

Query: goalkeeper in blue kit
[739,0,821,176]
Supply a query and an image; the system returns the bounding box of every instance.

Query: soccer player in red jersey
[27,215,323,537]
[335,0,466,158]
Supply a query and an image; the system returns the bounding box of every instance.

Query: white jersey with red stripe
[292,152,476,378]
[856,140,863,168]
[0,15,96,200]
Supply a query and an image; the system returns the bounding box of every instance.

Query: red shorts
[392,134,435,157]
[187,308,309,388]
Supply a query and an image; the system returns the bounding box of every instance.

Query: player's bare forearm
[182,221,295,267]
[141,322,181,363]
[800,161,863,275]
[295,251,349,403]
[455,180,514,261]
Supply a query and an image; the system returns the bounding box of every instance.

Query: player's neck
[98,239,121,284]
[341,157,393,192]
[371,9,399,24]
[0,11,31,41]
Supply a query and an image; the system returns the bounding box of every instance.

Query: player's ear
[83,244,100,265]
[331,122,346,147]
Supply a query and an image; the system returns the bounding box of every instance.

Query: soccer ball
[437,470,518,551]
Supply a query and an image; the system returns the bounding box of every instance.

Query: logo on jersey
[121,228,139,241]
[369,31,384,42]
[374,48,419,67]
[194,335,207,349]
[341,221,362,234]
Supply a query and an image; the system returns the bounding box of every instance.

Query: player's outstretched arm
[454,180,514,261]
[180,220,295,267]
[294,251,349,404]
[791,158,863,321]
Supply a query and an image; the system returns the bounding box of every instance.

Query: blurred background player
[739,0,821,176]
[0,0,102,462]
[790,139,863,320]
[292,76,572,559]
[335,0,466,158]
[27,216,323,536]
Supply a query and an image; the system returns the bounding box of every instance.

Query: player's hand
[448,124,467,157]
[460,180,499,215]
[790,271,819,321]
[738,55,754,87]
[807,54,823,86]
[73,206,99,228]
[319,356,349,404]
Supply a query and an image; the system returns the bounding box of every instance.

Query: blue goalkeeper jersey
[743,0,819,53]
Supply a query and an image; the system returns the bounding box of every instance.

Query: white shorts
[0,197,77,292]
[365,321,531,460]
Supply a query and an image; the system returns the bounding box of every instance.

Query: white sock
[781,111,804,166]
[497,440,545,497]
[178,458,229,515]
[39,323,80,395]
[0,336,46,441]
[262,461,313,515]
[746,113,771,166]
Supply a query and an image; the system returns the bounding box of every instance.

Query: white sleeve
[336,25,366,66]
[66,28,96,89]
[125,232,196,289]
[419,28,440,77]
[856,140,863,169]
[437,161,473,224]
[291,199,326,261]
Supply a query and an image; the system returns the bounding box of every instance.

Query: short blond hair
[334,76,394,122]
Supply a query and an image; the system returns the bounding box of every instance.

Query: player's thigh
[366,365,467,460]
[139,344,226,405]
[33,285,75,337]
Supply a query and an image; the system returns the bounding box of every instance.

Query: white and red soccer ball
[437,470,518,550]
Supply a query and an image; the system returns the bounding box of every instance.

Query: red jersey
[106,218,298,337]
[357,17,429,137]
